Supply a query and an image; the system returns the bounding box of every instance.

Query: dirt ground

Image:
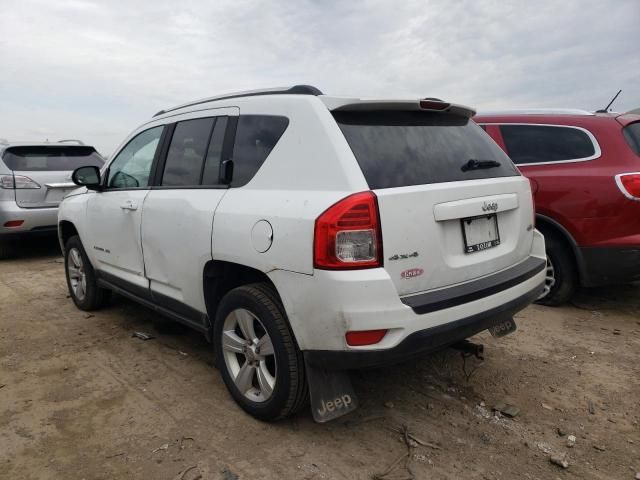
[1,240,639,480]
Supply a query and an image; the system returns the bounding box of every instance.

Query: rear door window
[201,117,229,185]
[500,125,597,164]
[161,117,215,186]
[623,122,640,156]
[230,115,289,187]
[334,111,517,189]
[2,146,104,171]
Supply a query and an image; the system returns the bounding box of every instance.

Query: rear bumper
[580,246,640,286]
[304,285,541,370]
[0,200,58,236]
[270,230,547,355]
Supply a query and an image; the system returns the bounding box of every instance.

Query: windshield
[2,146,104,171]
[333,111,518,189]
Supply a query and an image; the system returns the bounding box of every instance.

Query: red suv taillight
[314,191,382,269]
[615,173,640,201]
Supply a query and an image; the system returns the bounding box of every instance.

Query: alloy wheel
[221,308,277,403]
[538,255,556,300]
[67,247,87,302]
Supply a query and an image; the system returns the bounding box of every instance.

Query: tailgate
[12,171,76,208]
[332,105,533,297]
[376,177,534,296]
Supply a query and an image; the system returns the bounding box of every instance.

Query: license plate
[489,318,517,337]
[461,214,500,254]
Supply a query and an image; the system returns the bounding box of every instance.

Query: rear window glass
[334,111,517,189]
[500,125,596,164]
[202,117,228,185]
[2,146,104,171]
[230,115,289,187]
[623,122,640,156]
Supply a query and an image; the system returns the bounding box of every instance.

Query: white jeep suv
[58,85,546,422]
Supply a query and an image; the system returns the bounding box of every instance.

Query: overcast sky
[1,0,638,155]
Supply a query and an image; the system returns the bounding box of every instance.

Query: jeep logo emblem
[482,201,498,212]
[317,394,353,417]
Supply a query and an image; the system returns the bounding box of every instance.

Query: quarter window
[230,115,289,187]
[623,122,640,156]
[107,126,163,188]
[161,118,215,186]
[500,125,596,164]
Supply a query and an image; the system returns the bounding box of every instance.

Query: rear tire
[64,235,110,310]
[535,232,577,306]
[214,283,307,421]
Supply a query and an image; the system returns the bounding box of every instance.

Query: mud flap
[303,355,359,423]
[488,317,517,338]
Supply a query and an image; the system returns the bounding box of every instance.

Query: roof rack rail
[58,139,85,145]
[479,108,594,116]
[153,84,323,118]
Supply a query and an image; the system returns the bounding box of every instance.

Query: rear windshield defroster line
[333,110,518,190]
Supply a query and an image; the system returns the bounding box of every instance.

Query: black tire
[64,235,110,311]
[535,232,577,306]
[214,283,307,421]
[0,240,9,260]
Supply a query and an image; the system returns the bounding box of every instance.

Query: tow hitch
[451,339,484,360]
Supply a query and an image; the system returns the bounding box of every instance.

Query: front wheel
[64,235,110,310]
[214,283,307,421]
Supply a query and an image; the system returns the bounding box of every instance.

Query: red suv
[475,110,640,305]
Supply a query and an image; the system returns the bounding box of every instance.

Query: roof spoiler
[323,97,476,118]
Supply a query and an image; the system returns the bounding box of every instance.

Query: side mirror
[72,166,102,191]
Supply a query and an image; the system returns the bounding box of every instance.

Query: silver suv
[0,140,104,258]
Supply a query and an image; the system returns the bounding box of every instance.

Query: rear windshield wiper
[461,158,501,172]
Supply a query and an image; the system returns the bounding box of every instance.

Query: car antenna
[595,89,622,113]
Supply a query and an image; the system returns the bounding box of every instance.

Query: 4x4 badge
[388,251,419,261]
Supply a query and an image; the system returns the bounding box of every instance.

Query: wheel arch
[535,214,587,285]
[58,220,79,252]
[202,260,282,340]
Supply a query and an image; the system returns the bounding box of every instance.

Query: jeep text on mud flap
[58,86,546,422]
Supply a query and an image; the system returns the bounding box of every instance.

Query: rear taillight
[615,173,640,201]
[0,175,40,189]
[0,175,14,189]
[314,191,382,269]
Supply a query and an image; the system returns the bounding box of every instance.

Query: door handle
[120,200,138,211]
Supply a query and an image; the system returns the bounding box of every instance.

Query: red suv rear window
[623,122,640,156]
[500,125,596,164]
